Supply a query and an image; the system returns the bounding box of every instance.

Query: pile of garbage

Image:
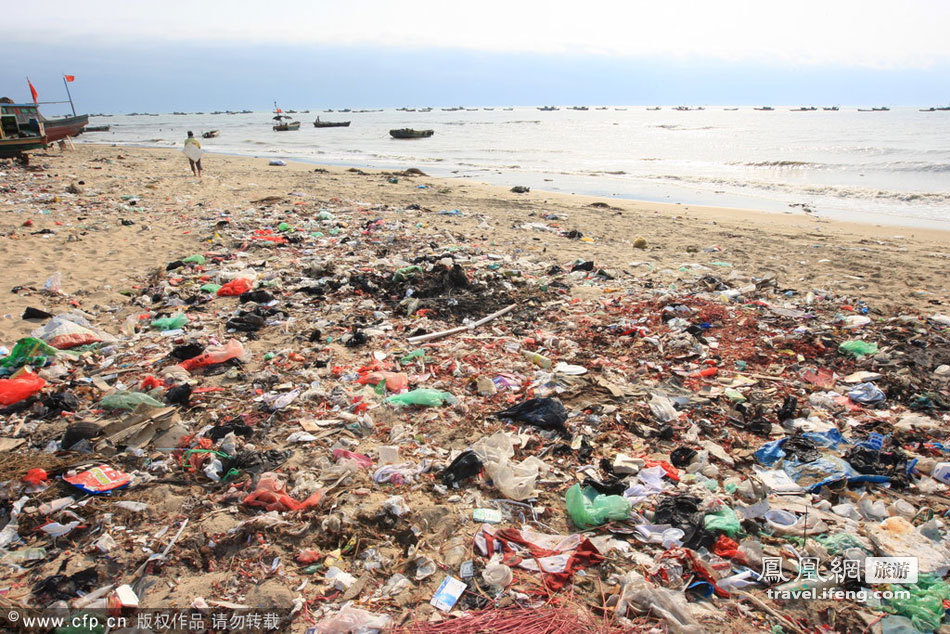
[0,158,948,633]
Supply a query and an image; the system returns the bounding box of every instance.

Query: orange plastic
[357,371,409,392]
[217,278,253,297]
[0,371,47,405]
[178,339,244,372]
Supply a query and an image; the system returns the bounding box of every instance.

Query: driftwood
[407,303,517,345]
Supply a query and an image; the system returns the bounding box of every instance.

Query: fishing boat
[646,107,662,110]
[272,101,300,131]
[389,128,434,139]
[313,117,350,128]
[0,104,47,160]
[569,106,589,111]
[1,100,86,143]
[723,107,738,111]
[822,106,839,111]
[858,107,890,112]
[754,106,774,111]
[537,106,558,111]
[85,125,110,132]
[790,106,817,111]
[202,130,219,138]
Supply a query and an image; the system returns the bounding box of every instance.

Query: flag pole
[62,75,76,116]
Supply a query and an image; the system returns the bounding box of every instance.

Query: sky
[5,0,950,113]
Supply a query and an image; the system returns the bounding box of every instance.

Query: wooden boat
[673,106,690,111]
[569,106,588,111]
[202,130,219,138]
[0,106,47,159]
[313,117,350,128]
[537,106,558,111]
[85,125,110,132]
[723,107,738,111]
[272,101,300,130]
[754,106,774,111]
[823,106,839,111]
[790,107,817,111]
[1,102,87,142]
[646,107,661,110]
[857,107,890,112]
[389,128,433,139]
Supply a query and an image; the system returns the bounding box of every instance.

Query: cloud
[14,0,950,69]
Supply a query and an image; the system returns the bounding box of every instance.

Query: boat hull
[42,114,89,142]
[389,128,434,139]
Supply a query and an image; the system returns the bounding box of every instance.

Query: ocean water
[80,106,950,229]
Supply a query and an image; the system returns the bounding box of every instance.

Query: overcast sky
[5,0,949,111]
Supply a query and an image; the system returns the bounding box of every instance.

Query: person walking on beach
[183,131,203,178]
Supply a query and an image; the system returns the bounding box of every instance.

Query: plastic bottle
[565,484,632,528]
[178,339,245,371]
[0,371,47,406]
[520,349,552,368]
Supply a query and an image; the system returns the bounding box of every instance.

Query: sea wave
[645,174,950,203]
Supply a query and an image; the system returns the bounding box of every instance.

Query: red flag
[276,107,282,113]
[64,75,75,82]
[28,79,38,103]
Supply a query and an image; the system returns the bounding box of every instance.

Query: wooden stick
[735,591,807,634]
[407,303,517,344]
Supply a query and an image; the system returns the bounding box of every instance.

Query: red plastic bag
[217,278,253,297]
[242,473,324,512]
[357,371,409,392]
[712,535,739,559]
[0,371,47,405]
[22,468,49,487]
[178,340,245,372]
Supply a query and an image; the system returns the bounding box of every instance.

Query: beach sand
[1,144,947,342]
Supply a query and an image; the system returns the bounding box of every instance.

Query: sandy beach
[1,144,947,339]
[0,143,948,632]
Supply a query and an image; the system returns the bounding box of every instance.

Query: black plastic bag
[495,397,568,434]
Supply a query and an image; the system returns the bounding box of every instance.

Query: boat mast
[62,75,76,116]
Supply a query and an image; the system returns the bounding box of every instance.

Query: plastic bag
[32,315,101,349]
[64,465,131,494]
[884,575,950,632]
[311,605,391,634]
[200,283,222,294]
[385,388,456,407]
[99,391,165,410]
[703,506,741,536]
[472,431,547,501]
[0,337,60,375]
[565,484,631,528]
[181,254,206,265]
[848,382,886,406]
[839,339,878,358]
[178,339,245,372]
[151,312,189,331]
[494,397,568,433]
[440,450,482,487]
[243,473,324,512]
[0,371,47,406]
[217,278,254,297]
[358,371,409,393]
[649,394,679,422]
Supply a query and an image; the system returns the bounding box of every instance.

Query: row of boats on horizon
[92,104,950,117]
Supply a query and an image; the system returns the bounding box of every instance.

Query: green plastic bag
[200,283,222,294]
[385,388,456,407]
[151,312,188,331]
[278,222,293,232]
[316,211,335,221]
[565,484,631,528]
[0,337,60,372]
[100,391,164,410]
[885,575,950,632]
[400,349,426,364]
[704,506,741,536]
[182,254,206,265]
[393,265,422,282]
[839,340,878,358]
